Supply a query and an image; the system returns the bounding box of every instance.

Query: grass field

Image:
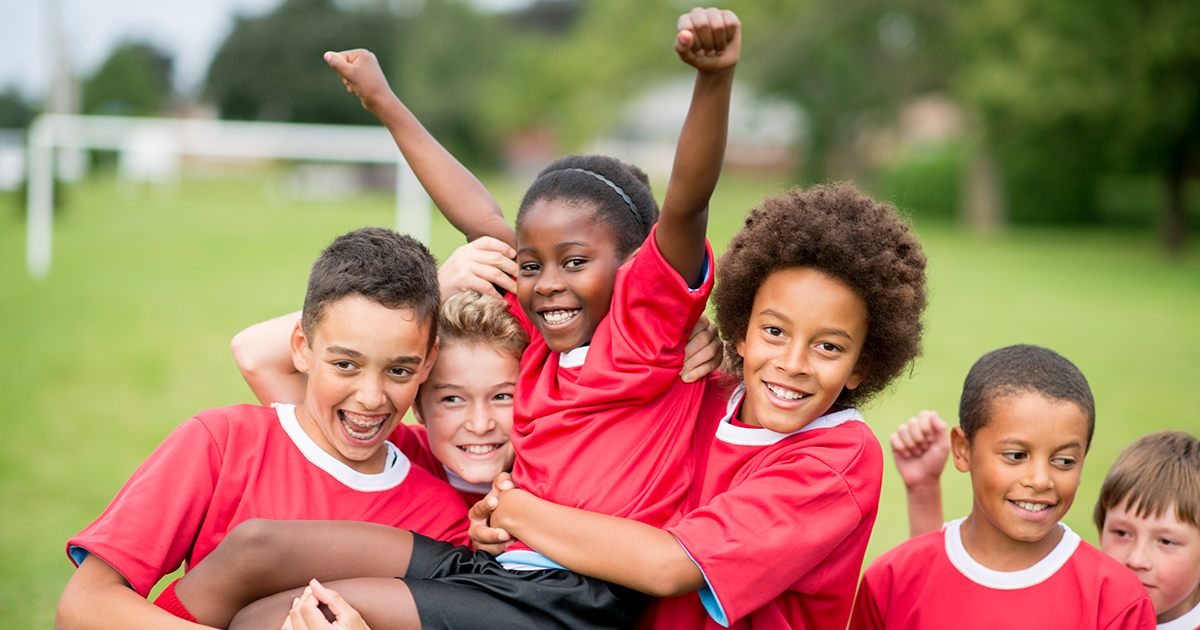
[1,168,1198,628]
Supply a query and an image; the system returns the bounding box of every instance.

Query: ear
[844,366,865,391]
[290,320,311,373]
[412,393,427,425]
[950,426,971,473]
[734,335,747,360]
[417,336,439,385]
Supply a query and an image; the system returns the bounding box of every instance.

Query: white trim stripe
[1158,600,1200,630]
[273,404,411,492]
[557,345,589,368]
[943,516,1081,589]
[714,383,864,446]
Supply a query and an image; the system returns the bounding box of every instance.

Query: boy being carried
[56,228,467,630]
[851,345,1156,629]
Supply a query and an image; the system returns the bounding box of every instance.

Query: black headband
[557,168,643,228]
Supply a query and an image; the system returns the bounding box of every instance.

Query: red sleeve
[668,440,876,623]
[66,416,223,597]
[1101,597,1157,630]
[847,564,889,630]
[503,291,537,340]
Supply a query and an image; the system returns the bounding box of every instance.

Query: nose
[1124,538,1152,572]
[465,401,496,435]
[1022,459,1054,493]
[535,265,565,296]
[355,375,387,410]
[776,341,810,377]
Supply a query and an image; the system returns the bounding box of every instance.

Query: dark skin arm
[325,49,515,249]
[470,474,704,598]
[656,8,741,287]
[56,554,217,630]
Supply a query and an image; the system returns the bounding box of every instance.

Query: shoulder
[1071,541,1147,593]
[865,529,945,581]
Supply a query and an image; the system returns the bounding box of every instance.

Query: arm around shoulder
[230,311,305,406]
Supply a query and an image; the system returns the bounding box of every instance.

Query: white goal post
[25,114,432,280]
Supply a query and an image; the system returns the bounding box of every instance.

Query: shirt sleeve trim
[678,538,729,627]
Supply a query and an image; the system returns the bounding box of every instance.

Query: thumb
[675,30,694,55]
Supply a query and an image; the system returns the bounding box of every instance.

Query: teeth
[340,411,385,440]
[1014,501,1050,512]
[459,444,501,455]
[542,310,578,325]
[766,383,806,401]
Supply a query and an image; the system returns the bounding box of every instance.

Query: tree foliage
[83,42,174,116]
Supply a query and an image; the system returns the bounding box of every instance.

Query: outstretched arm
[656,8,741,285]
[473,474,703,597]
[890,410,950,538]
[325,49,514,248]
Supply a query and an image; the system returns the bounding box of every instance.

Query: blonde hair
[438,290,529,360]
[1094,430,1200,530]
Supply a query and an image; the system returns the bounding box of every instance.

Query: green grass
[1,169,1198,628]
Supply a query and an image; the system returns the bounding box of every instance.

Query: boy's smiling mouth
[339,410,388,441]
[1008,499,1057,520]
[765,382,811,402]
[457,443,506,456]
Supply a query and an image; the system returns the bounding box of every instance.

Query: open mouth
[541,309,579,326]
[339,410,387,442]
[457,443,505,456]
[1010,500,1054,513]
[766,382,810,402]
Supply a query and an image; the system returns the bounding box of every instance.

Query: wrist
[905,479,942,501]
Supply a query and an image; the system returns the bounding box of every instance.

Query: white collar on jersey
[942,515,1081,589]
[273,403,411,492]
[558,345,589,368]
[443,465,493,495]
[715,382,864,446]
[1158,599,1200,630]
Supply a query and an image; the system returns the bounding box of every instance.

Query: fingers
[491,471,515,494]
[440,238,519,300]
[677,8,741,57]
[681,314,721,383]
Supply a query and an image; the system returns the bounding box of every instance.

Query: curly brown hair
[713,184,927,408]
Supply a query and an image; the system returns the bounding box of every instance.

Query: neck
[959,511,1064,572]
[1159,583,1200,624]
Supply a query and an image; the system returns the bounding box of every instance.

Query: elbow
[642,552,704,598]
[56,583,96,630]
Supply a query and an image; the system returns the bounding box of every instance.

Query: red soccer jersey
[850,517,1157,630]
[501,226,713,554]
[390,424,490,506]
[643,379,882,630]
[1159,601,1200,630]
[68,404,470,597]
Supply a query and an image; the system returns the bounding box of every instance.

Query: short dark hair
[713,184,928,408]
[301,227,440,348]
[1094,431,1200,531]
[516,155,659,259]
[958,345,1096,447]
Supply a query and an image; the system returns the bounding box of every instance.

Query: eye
[388,366,415,378]
[1159,538,1179,547]
[334,360,356,370]
[817,342,843,353]
[493,393,514,402]
[764,326,784,337]
[1109,528,1130,538]
[1051,456,1076,468]
[1001,451,1028,462]
[440,395,464,404]
[564,258,586,269]
[519,262,541,275]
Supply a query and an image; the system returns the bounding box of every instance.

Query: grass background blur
[2,168,1198,628]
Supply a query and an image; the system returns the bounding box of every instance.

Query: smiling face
[292,294,436,474]
[952,392,1090,570]
[734,267,868,432]
[415,341,519,485]
[516,198,626,353]
[1101,503,1200,623]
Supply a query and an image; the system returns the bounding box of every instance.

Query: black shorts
[404,533,649,630]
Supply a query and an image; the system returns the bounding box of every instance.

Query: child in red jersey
[155,8,740,630]
[468,183,928,630]
[55,228,468,630]
[850,345,1156,630]
[896,421,1200,629]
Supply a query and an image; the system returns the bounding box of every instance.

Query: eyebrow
[759,309,856,340]
[517,241,588,256]
[326,346,423,365]
[431,381,518,391]
[997,437,1084,451]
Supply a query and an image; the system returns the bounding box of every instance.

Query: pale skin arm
[325,50,514,248]
[56,554,218,630]
[231,311,306,406]
[468,474,703,598]
[890,410,951,538]
[656,8,741,286]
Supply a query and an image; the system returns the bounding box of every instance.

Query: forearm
[57,555,214,630]
[657,68,735,282]
[230,311,306,406]
[369,95,514,247]
[904,480,945,538]
[492,490,703,597]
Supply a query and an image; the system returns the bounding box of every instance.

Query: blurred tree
[204,0,395,124]
[955,0,1200,252]
[0,88,35,128]
[82,42,174,116]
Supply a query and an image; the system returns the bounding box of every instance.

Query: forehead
[751,267,868,330]
[426,341,520,384]
[976,392,1090,449]
[517,198,613,250]
[314,295,431,353]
